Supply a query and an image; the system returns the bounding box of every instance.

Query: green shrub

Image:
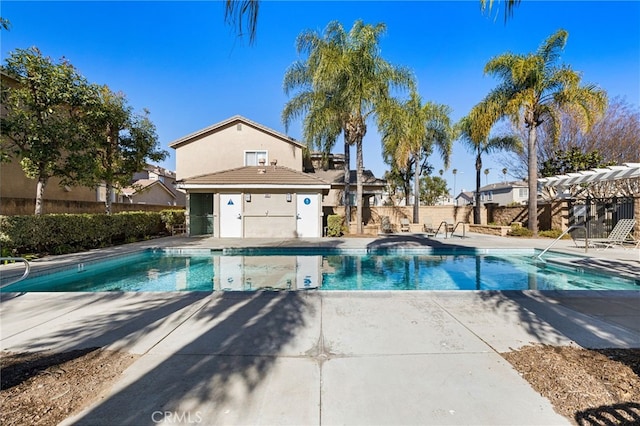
[507,223,534,237]
[326,215,346,237]
[539,229,571,239]
[160,209,186,232]
[0,211,168,256]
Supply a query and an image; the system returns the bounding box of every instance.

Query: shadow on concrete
[71,292,311,425]
[574,402,640,425]
[476,291,640,349]
[4,292,211,352]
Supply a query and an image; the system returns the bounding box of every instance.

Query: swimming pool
[2,248,637,292]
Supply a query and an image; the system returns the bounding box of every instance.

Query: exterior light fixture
[245,193,251,202]
[286,193,292,202]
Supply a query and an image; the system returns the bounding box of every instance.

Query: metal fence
[569,197,635,239]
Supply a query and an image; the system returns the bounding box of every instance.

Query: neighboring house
[307,152,386,208]
[2,71,181,213]
[477,180,529,206]
[434,193,455,206]
[456,191,475,206]
[124,164,186,207]
[171,115,332,238]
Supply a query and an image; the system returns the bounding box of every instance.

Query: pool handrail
[449,222,467,238]
[434,221,450,239]
[536,225,588,260]
[0,257,31,288]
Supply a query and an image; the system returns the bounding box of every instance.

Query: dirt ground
[1,345,639,426]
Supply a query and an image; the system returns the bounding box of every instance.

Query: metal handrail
[0,257,31,288]
[434,221,450,239]
[536,225,588,260]
[450,222,467,238]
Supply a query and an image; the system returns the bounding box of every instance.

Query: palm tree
[283,20,414,233]
[223,1,521,43]
[483,29,607,234]
[484,168,490,185]
[502,167,508,182]
[378,90,453,223]
[458,102,522,225]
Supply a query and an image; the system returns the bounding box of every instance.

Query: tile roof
[309,169,386,186]
[121,179,176,197]
[177,166,331,188]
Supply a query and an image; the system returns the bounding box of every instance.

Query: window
[245,150,267,166]
[487,191,493,201]
[518,188,528,198]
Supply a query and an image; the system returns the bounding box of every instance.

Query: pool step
[544,256,640,283]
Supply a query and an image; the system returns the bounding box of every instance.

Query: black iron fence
[569,197,635,239]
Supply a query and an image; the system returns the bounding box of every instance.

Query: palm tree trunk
[475,151,482,225]
[34,176,47,215]
[527,126,538,235]
[413,155,420,223]
[355,139,364,234]
[343,138,351,227]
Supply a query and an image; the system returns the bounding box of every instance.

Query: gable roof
[310,169,386,188]
[176,166,331,191]
[478,180,528,193]
[169,115,304,149]
[121,179,176,198]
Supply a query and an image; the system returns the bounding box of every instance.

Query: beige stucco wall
[243,191,297,238]
[175,123,303,179]
[1,158,98,203]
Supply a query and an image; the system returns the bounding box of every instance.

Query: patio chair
[423,218,436,235]
[400,218,410,232]
[591,219,636,250]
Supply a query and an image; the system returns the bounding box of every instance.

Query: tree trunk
[355,139,364,234]
[34,176,47,215]
[527,126,538,235]
[343,138,351,227]
[413,155,420,223]
[105,181,113,215]
[474,151,482,225]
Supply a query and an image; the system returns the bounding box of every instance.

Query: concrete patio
[1,232,638,425]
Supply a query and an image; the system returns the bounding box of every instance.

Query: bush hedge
[0,211,178,256]
[326,214,346,237]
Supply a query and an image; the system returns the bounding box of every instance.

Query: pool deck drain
[1,233,638,425]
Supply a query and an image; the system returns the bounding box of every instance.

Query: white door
[218,256,244,290]
[220,194,242,237]
[296,193,319,237]
[296,256,321,289]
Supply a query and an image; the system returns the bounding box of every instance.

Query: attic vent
[237,123,242,131]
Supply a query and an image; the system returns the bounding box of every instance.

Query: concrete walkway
[1,233,639,425]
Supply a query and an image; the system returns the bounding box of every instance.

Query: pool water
[2,249,637,292]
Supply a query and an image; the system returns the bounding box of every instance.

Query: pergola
[539,163,640,199]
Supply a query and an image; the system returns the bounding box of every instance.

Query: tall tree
[1,47,95,215]
[78,86,167,214]
[458,103,522,225]
[419,175,449,206]
[483,29,607,234]
[283,20,414,233]
[379,90,453,223]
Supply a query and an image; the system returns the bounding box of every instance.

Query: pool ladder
[433,221,466,239]
[536,225,588,261]
[0,257,31,288]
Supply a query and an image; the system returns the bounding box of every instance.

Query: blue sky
[2,1,639,194]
